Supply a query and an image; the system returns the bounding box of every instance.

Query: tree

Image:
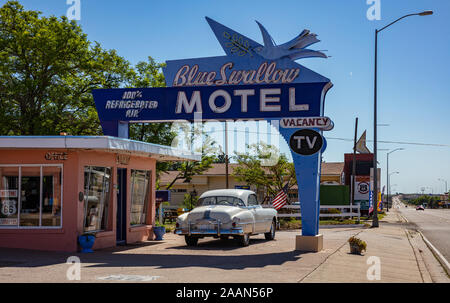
[163,124,218,189]
[164,155,215,190]
[0,1,133,135]
[0,2,211,189]
[233,143,297,202]
[126,57,177,185]
[128,57,174,144]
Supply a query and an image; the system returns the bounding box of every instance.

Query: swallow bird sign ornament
[92,17,334,239]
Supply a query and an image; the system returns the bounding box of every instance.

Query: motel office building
[0,136,197,252]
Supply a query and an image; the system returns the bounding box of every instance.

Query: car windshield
[199,196,245,207]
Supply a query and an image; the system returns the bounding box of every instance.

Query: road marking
[97,274,161,282]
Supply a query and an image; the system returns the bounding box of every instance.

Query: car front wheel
[185,235,199,246]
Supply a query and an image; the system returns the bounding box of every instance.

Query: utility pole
[386,148,404,212]
[438,179,448,193]
[351,118,358,211]
[371,10,433,228]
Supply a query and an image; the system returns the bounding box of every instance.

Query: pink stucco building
[0,136,198,252]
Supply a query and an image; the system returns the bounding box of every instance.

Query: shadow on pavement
[167,237,269,251]
[0,238,303,270]
[82,250,303,270]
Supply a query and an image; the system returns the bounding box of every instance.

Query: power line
[325,137,449,147]
[200,129,449,147]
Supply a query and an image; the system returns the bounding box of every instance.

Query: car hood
[187,205,243,223]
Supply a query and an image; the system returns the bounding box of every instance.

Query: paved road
[394,197,450,264]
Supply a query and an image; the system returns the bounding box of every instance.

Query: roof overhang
[0,136,201,162]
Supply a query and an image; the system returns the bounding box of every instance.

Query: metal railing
[262,204,361,221]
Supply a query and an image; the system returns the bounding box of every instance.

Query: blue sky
[2,0,449,194]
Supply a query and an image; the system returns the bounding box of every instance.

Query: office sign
[45,152,68,161]
[92,17,333,238]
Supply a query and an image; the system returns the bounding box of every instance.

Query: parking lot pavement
[2,212,446,283]
[0,228,361,283]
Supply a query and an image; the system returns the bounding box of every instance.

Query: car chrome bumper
[175,228,244,236]
[175,219,246,236]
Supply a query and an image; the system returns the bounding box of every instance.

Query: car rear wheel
[237,233,250,247]
[185,235,199,246]
[264,220,276,240]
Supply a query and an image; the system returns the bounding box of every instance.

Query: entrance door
[116,168,127,245]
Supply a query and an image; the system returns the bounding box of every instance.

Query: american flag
[272,184,289,211]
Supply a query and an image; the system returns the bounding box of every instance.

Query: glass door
[116,168,127,245]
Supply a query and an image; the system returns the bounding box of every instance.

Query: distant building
[159,162,345,206]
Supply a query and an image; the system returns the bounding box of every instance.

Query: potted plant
[153,222,166,241]
[348,236,367,255]
[78,232,96,253]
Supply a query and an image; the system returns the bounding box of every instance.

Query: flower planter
[78,234,96,253]
[349,243,363,255]
[153,226,166,241]
[348,236,366,255]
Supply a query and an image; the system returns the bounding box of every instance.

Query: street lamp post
[372,10,433,228]
[438,178,448,193]
[388,171,399,211]
[386,148,404,212]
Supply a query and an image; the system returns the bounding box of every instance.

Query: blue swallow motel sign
[92,17,334,244]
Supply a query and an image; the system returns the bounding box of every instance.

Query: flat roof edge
[0,136,201,162]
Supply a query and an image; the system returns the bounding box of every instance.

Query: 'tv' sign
[289,129,323,155]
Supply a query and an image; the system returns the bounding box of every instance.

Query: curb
[319,224,367,229]
[398,213,409,223]
[417,230,450,276]
[278,224,367,231]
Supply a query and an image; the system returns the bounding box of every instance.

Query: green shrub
[348,236,367,253]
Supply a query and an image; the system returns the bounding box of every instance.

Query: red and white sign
[354,176,370,201]
[280,117,333,130]
[0,190,17,198]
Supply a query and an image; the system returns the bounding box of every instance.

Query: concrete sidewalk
[301,209,449,283]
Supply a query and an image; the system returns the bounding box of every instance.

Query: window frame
[199,196,245,207]
[247,194,259,206]
[130,169,151,226]
[0,164,63,229]
[83,166,112,233]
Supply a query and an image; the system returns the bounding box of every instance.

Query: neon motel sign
[92,17,334,238]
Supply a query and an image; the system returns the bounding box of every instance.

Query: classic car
[175,189,278,246]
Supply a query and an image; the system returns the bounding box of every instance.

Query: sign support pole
[225,121,229,189]
[274,121,324,251]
